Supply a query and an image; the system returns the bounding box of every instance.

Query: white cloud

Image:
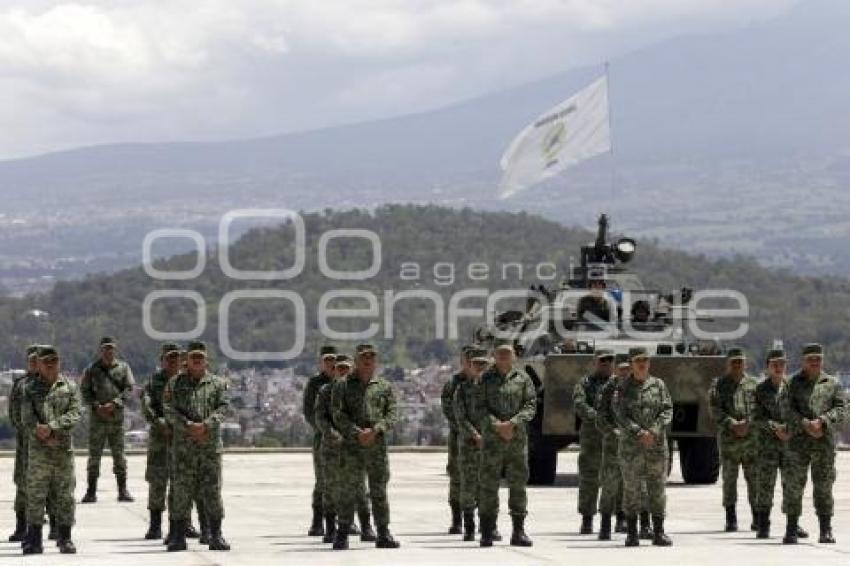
[0,0,798,158]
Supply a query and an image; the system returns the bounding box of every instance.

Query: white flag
[499,76,610,198]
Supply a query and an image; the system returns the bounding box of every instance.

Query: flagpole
[605,61,617,200]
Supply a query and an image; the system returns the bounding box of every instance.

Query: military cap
[356,343,377,356]
[37,345,59,359]
[26,344,41,358]
[467,346,489,362]
[160,342,181,356]
[335,353,353,366]
[99,336,117,348]
[765,348,786,363]
[628,346,650,360]
[726,347,746,360]
[462,344,483,359]
[186,340,207,355]
[320,345,338,358]
[801,343,824,358]
[614,353,630,368]
[594,348,615,360]
[460,344,474,355]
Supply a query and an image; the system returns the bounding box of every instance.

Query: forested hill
[2,205,848,374]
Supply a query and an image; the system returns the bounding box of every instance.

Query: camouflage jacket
[164,371,230,454]
[480,366,536,440]
[614,375,672,452]
[441,372,463,432]
[81,359,135,422]
[8,372,36,430]
[709,373,758,443]
[787,370,847,447]
[573,371,609,436]
[595,377,622,436]
[303,371,332,431]
[332,372,398,445]
[753,376,790,446]
[21,376,81,452]
[142,368,177,439]
[315,382,342,443]
[454,377,484,442]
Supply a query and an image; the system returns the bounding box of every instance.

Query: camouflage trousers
[87,418,127,478]
[13,432,28,514]
[320,434,370,516]
[171,450,223,522]
[145,430,169,512]
[754,438,790,514]
[598,432,623,515]
[338,441,391,528]
[26,447,75,527]
[577,429,603,515]
[479,435,528,521]
[620,442,667,518]
[311,432,324,511]
[718,437,757,509]
[784,438,836,517]
[458,435,481,512]
[447,429,460,506]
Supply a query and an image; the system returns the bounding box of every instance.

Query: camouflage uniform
[80,359,135,485]
[709,373,759,513]
[478,366,536,526]
[573,370,609,519]
[595,377,623,517]
[9,371,36,520]
[753,376,791,518]
[441,372,463,528]
[331,371,398,533]
[142,368,172,513]
[303,370,333,521]
[454,377,484,514]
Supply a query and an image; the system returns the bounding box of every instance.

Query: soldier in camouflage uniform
[80,336,135,503]
[7,345,40,542]
[331,344,400,550]
[21,346,81,555]
[782,343,847,544]
[441,346,468,534]
[303,345,337,536]
[314,354,375,544]
[573,349,614,534]
[163,340,231,552]
[453,345,491,541]
[709,347,759,532]
[614,346,672,547]
[595,352,626,540]
[478,342,536,548]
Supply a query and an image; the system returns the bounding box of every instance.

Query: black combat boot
[463,510,476,542]
[639,511,652,539]
[116,475,134,502]
[724,506,738,532]
[782,515,799,545]
[651,515,672,546]
[598,513,612,541]
[322,514,336,544]
[479,517,495,548]
[580,514,593,534]
[22,524,43,555]
[615,512,627,533]
[208,518,231,551]
[307,505,324,536]
[818,515,835,544]
[756,510,770,539]
[48,515,57,541]
[510,515,533,547]
[198,509,211,545]
[167,520,188,552]
[81,475,97,503]
[375,525,400,549]
[625,516,639,547]
[185,518,200,538]
[8,512,26,542]
[359,512,377,542]
[796,523,809,538]
[144,510,162,540]
[163,520,174,545]
[449,502,462,535]
[332,523,349,550]
[57,525,77,554]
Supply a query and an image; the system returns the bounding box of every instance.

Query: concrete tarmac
[1,451,848,565]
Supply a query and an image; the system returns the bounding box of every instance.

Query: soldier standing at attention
[331,344,400,550]
[453,345,491,542]
[7,345,40,542]
[783,343,847,544]
[163,341,231,552]
[614,346,672,547]
[314,354,375,544]
[595,352,628,540]
[21,346,81,555]
[478,342,536,548]
[573,348,614,534]
[80,336,135,503]
[709,348,759,532]
[303,345,337,537]
[441,345,470,534]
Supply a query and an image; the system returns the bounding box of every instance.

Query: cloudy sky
[0,0,799,160]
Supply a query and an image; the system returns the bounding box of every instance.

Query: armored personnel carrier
[475,214,728,485]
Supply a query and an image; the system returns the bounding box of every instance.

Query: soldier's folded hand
[774,427,790,441]
[472,432,483,448]
[731,421,748,437]
[495,421,515,441]
[36,423,52,441]
[357,428,376,447]
[187,422,207,442]
[638,429,655,448]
